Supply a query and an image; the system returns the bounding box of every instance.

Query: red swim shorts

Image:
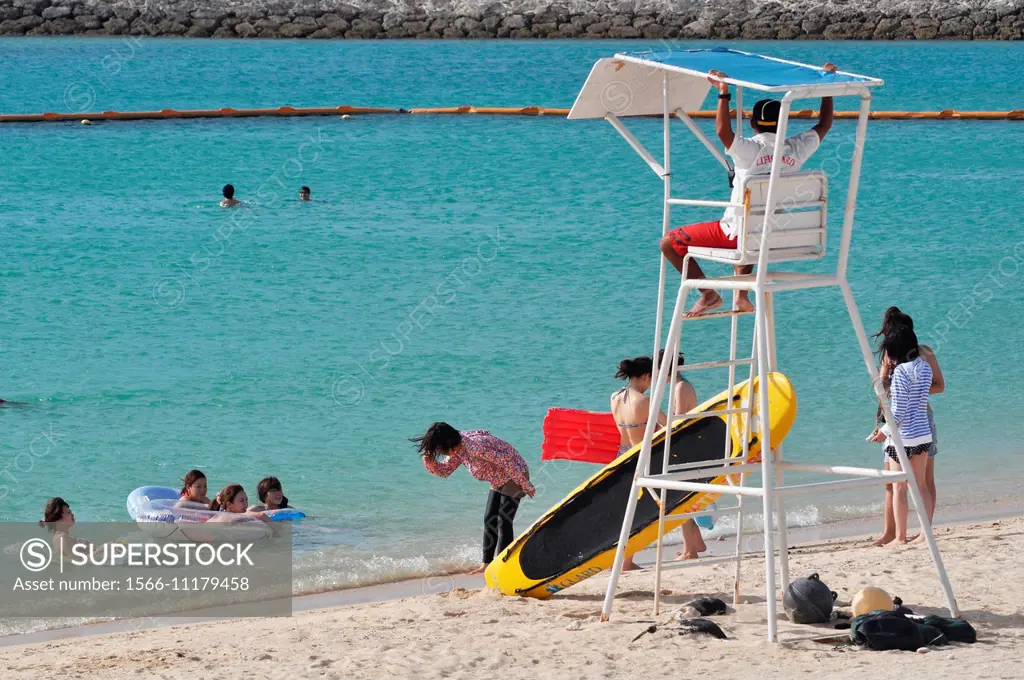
[665,220,737,258]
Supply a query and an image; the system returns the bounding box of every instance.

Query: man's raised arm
[812,62,838,141]
[708,70,734,150]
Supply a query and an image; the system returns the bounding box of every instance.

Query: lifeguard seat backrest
[741,171,828,261]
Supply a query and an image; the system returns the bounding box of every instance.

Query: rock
[234,21,256,37]
[586,20,609,34]
[39,4,68,19]
[503,13,526,29]
[185,24,211,37]
[641,23,665,38]
[509,27,530,38]
[557,21,580,36]
[74,13,100,29]
[278,21,314,37]
[607,25,639,37]
[102,16,128,33]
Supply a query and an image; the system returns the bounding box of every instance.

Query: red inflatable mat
[541,408,622,465]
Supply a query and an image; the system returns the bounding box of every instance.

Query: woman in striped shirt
[869,308,944,546]
[876,326,934,544]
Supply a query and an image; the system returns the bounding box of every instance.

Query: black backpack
[852,611,974,651]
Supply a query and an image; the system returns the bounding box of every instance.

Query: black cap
[752,99,780,128]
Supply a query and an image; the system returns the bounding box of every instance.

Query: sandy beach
[1,515,1021,679]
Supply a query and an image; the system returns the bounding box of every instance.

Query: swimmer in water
[209,484,269,523]
[248,476,290,512]
[299,186,311,201]
[176,469,211,508]
[40,497,117,558]
[220,184,240,208]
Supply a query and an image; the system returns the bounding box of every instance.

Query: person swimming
[299,186,311,201]
[39,497,115,559]
[247,476,290,512]
[176,469,211,508]
[220,184,240,208]
[208,484,270,523]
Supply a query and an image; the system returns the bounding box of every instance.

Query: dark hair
[256,476,288,507]
[39,497,69,533]
[874,306,914,339]
[657,349,685,372]
[300,186,310,193]
[873,306,915,360]
[879,326,920,365]
[615,356,654,381]
[180,469,206,497]
[751,99,780,133]
[222,184,235,199]
[410,422,462,459]
[210,484,245,512]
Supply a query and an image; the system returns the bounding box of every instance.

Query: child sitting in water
[209,484,269,523]
[247,476,290,512]
[413,422,534,575]
[176,469,211,508]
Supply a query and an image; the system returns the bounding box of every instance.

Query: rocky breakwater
[0,0,1022,39]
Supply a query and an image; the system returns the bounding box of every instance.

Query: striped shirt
[883,357,933,447]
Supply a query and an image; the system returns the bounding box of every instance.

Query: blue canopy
[568,47,882,119]
[619,48,881,91]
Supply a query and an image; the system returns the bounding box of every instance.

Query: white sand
[2,516,1022,679]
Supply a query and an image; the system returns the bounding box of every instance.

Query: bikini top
[615,385,646,428]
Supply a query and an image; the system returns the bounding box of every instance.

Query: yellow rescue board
[485,373,797,598]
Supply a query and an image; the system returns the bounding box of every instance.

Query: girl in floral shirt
[413,422,534,574]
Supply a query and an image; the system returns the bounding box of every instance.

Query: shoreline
[3,512,1023,679]
[1,0,1022,40]
[5,496,1021,649]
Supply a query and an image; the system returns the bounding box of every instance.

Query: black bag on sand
[851,611,971,651]
[918,615,977,644]
[851,611,925,651]
[784,573,836,624]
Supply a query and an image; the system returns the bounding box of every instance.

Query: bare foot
[872,533,895,547]
[893,536,910,545]
[623,558,642,571]
[684,291,723,317]
[674,551,699,561]
[469,564,488,574]
[910,534,926,545]
[735,295,754,313]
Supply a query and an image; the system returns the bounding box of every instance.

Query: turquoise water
[2,40,1024,620]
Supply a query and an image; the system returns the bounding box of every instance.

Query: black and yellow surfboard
[485,373,797,598]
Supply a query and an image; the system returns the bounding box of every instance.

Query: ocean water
[2,39,1024,631]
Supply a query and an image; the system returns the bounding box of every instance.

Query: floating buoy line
[1,105,1021,124]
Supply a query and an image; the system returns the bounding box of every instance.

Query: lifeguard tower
[568,48,959,641]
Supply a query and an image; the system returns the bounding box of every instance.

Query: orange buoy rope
[1,107,1020,124]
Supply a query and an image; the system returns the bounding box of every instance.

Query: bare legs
[892,453,931,544]
[924,456,937,522]
[873,463,897,546]
[876,453,935,546]
[659,236,753,316]
[675,519,707,560]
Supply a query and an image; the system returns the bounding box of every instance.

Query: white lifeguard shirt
[719,129,821,239]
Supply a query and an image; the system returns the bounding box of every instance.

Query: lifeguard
[659,63,837,316]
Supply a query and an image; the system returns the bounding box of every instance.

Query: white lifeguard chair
[568,48,959,641]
